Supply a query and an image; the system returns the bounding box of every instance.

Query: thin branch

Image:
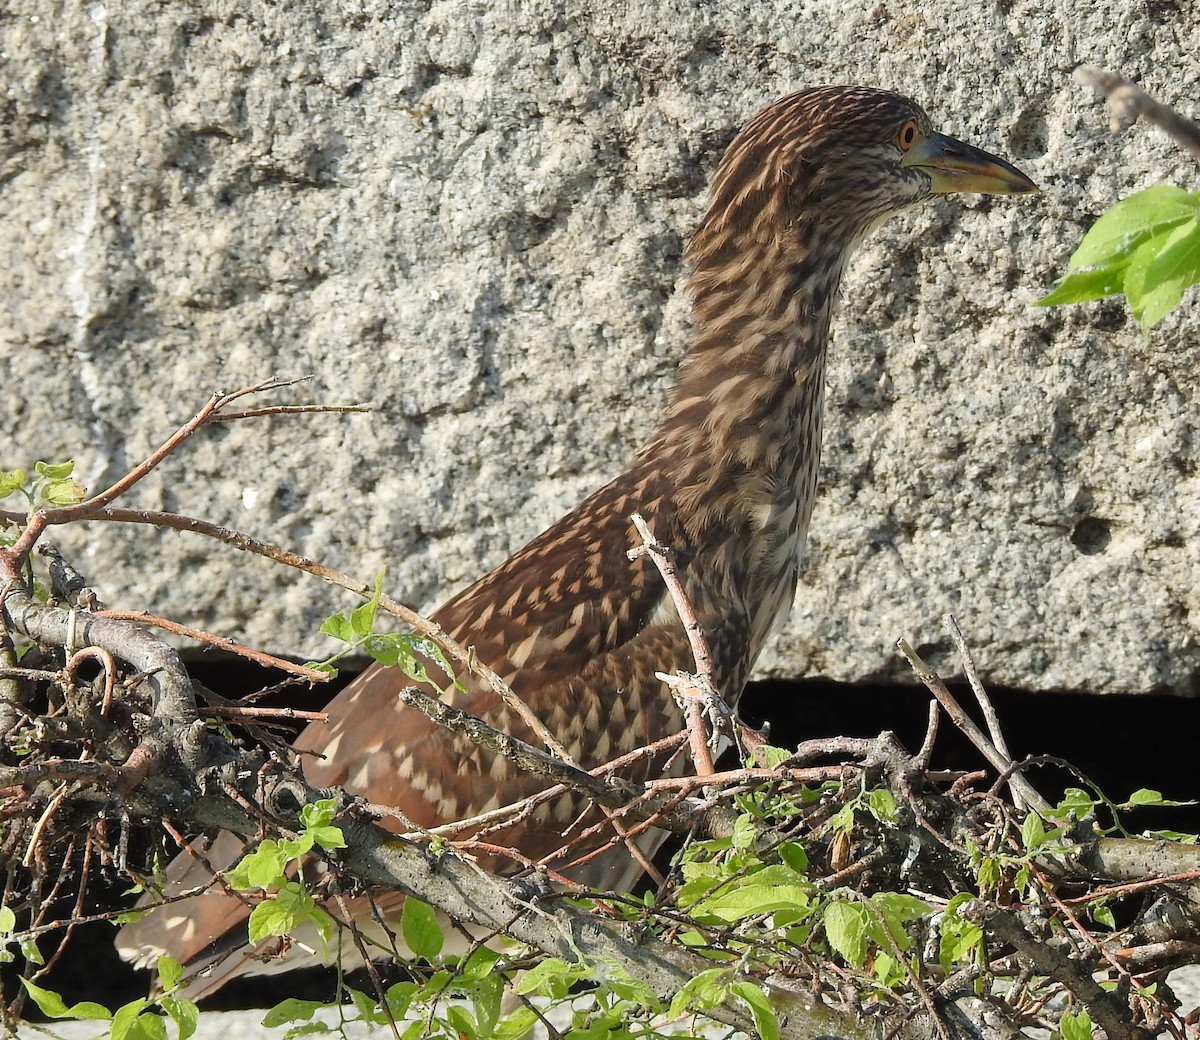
[627,513,726,776]
[896,638,1051,815]
[395,684,733,841]
[95,609,329,683]
[1076,66,1200,164]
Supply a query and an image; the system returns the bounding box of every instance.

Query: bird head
[689,85,1037,266]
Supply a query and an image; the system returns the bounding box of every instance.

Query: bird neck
[640,210,854,655]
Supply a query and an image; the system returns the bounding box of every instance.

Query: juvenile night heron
[117,85,1036,994]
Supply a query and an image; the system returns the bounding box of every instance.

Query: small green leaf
[19,978,112,1020]
[1036,265,1128,306]
[731,812,757,849]
[319,612,355,643]
[349,572,385,638]
[246,882,331,944]
[778,841,808,874]
[1123,788,1194,808]
[157,956,184,992]
[823,900,868,968]
[868,788,897,822]
[1068,186,1197,271]
[401,898,444,960]
[113,1002,166,1040]
[262,997,325,1027]
[0,905,14,933]
[35,460,75,480]
[1021,812,1046,850]
[1061,1008,1094,1040]
[1093,904,1116,929]
[729,981,780,1040]
[1125,215,1200,330]
[514,957,592,999]
[227,841,289,890]
[0,469,26,497]
[668,966,729,1018]
[1049,788,1098,818]
[939,894,984,972]
[160,994,199,1040]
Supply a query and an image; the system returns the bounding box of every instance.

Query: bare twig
[95,609,329,683]
[627,513,728,776]
[1076,66,1200,164]
[896,638,1050,815]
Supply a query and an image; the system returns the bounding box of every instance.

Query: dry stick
[627,512,722,776]
[942,616,1010,759]
[895,639,1051,816]
[95,609,329,683]
[1076,66,1200,164]
[1,378,306,577]
[396,685,711,839]
[941,614,1043,813]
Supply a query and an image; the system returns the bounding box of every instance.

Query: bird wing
[298,465,748,854]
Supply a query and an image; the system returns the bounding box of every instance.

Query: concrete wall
[3,0,1198,694]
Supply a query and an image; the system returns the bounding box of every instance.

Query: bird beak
[901,131,1038,195]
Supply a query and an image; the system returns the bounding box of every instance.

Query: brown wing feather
[297,462,751,872]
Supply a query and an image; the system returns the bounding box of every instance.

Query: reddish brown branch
[94,609,328,683]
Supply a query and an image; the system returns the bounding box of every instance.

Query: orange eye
[895,120,919,152]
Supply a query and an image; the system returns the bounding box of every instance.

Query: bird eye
[895,120,920,152]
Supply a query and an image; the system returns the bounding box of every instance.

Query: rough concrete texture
[2,1,1198,695]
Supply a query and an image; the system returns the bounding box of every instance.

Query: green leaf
[18,977,112,1020]
[160,994,199,1040]
[0,470,26,498]
[603,963,661,1009]
[1021,812,1046,850]
[0,905,14,933]
[262,998,325,1027]
[495,1008,539,1040]
[700,883,813,922]
[1123,788,1194,808]
[939,894,984,972]
[1061,1008,1094,1040]
[778,841,808,874]
[1037,186,1200,317]
[401,898,444,960]
[41,478,84,506]
[319,612,355,643]
[872,892,931,922]
[1049,788,1098,818]
[116,1006,168,1040]
[731,812,757,849]
[1068,186,1197,271]
[247,882,332,945]
[867,788,897,822]
[1093,904,1116,929]
[1036,265,1128,306]
[299,800,336,829]
[823,900,868,968]
[729,981,780,1040]
[667,967,729,1019]
[157,955,183,992]
[35,460,75,480]
[349,571,385,638]
[514,957,592,999]
[227,841,289,890]
[1124,215,1200,330]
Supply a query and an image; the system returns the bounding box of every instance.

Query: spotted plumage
[117,86,1035,993]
